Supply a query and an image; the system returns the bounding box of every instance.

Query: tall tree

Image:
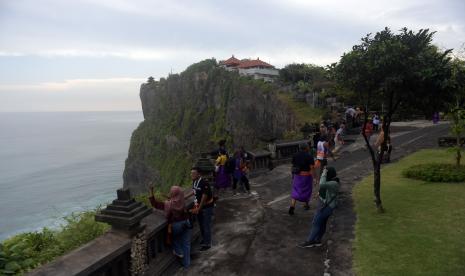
[334,28,453,212]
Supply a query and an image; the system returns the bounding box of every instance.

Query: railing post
[95,188,152,275]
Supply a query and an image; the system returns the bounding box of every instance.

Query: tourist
[214,149,231,193]
[298,166,340,248]
[148,185,192,267]
[333,123,345,153]
[190,167,214,251]
[289,143,315,215]
[372,114,380,132]
[374,127,392,163]
[432,112,439,124]
[345,107,356,128]
[232,150,251,195]
[315,135,335,185]
[362,119,374,142]
[319,122,328,136]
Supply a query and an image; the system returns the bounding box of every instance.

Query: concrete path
[174,121,449,276]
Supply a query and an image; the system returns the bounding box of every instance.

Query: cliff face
[123,59,296,194]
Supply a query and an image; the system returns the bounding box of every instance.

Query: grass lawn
[276,92,324,125]
[353,149,465,276]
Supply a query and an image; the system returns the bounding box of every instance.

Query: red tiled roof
[237,58,274,69]
[220,55,241,66]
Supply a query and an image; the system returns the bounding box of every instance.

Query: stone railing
[28,188,199,276]
[28,142,310,275]
[273,140,308,166]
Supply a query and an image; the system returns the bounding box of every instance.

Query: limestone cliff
[123,59,296,194]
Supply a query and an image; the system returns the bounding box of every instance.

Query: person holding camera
[148,185,192,268]
[298,166,340,248]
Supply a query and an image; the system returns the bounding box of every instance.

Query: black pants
[233,175,250,191]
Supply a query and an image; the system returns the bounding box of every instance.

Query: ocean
[0,111,143,241]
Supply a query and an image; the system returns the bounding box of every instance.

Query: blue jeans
[171,219,192,268]
[197,206,213,247]
[307,202,334,242]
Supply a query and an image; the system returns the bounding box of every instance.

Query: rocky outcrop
[123,59,296,194]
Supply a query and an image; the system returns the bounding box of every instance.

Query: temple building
[219,55,279,82]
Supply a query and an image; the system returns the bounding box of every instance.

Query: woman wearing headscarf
[149,185,191,268]
[298,167,340,248]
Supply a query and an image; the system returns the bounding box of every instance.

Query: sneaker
[288,206,295,215]
[199,245,211,251]
[297,240,322,248]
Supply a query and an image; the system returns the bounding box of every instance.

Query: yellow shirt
[216,155,228,166]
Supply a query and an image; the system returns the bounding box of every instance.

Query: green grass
[276,92,324,126]
[353,149,465,276]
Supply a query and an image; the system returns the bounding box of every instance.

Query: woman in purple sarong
[215,149,231,191]
[289,142,314,215]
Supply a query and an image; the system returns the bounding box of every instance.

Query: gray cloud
[0,0,464,111]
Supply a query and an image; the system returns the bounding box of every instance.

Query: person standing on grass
[289,142,315,215]
[148,185,192,267]
[298,166,340,248]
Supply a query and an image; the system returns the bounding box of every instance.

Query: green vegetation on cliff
[124,59,298,194]
[277,92,325,126]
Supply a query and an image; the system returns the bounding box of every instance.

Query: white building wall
[238,67,279,82]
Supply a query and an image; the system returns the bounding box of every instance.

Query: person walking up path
[315,136,336,185]
[289,143,314,215]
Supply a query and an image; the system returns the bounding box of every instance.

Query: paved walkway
[174,121,449,276]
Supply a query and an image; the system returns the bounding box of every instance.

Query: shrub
[402,163,465,182]
[0,210,109,275]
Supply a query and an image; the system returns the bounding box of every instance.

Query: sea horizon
[0,110,143,241]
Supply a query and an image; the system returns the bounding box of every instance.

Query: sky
[0,0,464,112]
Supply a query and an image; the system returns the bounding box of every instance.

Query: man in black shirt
[190,167,214,251]
[289,143,315,215]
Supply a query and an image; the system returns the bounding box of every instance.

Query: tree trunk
[457,147,461,167]
[361,112,385,213]
[373,153,384,213]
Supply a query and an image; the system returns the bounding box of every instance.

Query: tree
[334,27,453,212]
[448,58,465,166]
[449,106,465,166]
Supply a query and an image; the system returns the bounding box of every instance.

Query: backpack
[224,157,236,174]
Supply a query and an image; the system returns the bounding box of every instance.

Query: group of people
[148,119,399,268]
[148,166,214,268]
[146,142,254,269]
[213,143,252,196]
[289,140,341,248]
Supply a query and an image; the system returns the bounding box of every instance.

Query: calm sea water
[0,111,143,241]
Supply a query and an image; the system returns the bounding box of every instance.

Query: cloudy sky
[1,0,464,111]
